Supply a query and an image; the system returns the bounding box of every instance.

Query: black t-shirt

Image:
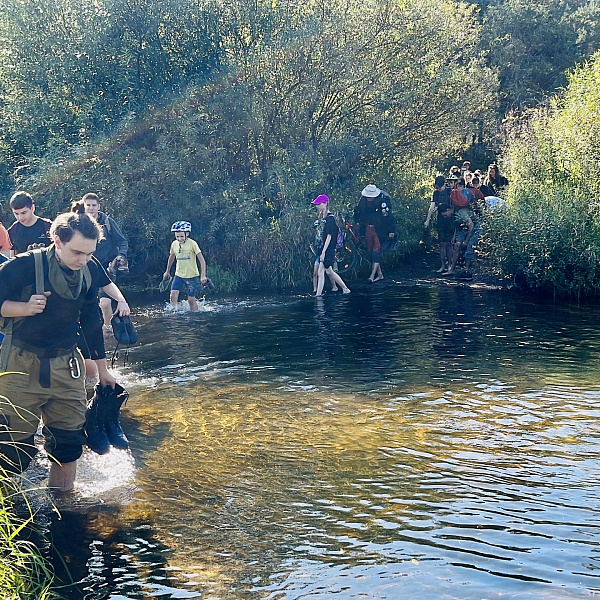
[433,188,451,206]
[7,218,52,255]
[321,214,339,257]
[0,252,110,356]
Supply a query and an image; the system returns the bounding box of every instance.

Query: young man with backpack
[7,191,52,255]
[81,193,129,328]
[312,195,351,297]
[0,209,125,492]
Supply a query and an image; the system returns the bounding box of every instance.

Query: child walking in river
[163,221,208,311]
[312,195,351,297]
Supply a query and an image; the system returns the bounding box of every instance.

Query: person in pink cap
[312,194,351,297]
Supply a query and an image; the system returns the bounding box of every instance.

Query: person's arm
[387,211,396,238]
[320,234,332,261]
[424,202,436,227]
[108,218,129,258]
[164,253,175,279]
[353,199,364,234]
[0,292,50,317]
[94,358,116,388]
[196,251,207,282]
[462,218,474,245]
[100,281,131,316]
[0,225,11,253]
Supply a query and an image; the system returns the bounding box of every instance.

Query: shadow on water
[23,285,600,599]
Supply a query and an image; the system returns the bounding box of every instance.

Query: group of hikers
[312,162,508,291]
[423,162,508,281]
[0,163,504,492]
[0,190,210,493]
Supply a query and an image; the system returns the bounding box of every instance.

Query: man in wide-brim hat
[353,184,396,283]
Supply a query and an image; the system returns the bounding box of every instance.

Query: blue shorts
[172,276,200,297]
[455,228,479,261]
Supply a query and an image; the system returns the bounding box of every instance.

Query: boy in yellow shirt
[162,221,208,311]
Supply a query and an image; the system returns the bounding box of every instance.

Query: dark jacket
[94,212,129,268]
[354,191,396,244]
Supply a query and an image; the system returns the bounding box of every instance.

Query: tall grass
[0,473,56,599]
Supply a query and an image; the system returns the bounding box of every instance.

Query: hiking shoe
[124,316,138,344]
[201,278,215,293]
[111,314,130,345]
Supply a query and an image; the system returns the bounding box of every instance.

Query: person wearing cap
[311,195,351,297]
[312,208,340,294]
[354,184,396,283]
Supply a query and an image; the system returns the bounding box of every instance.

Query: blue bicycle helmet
[171,221,192,232]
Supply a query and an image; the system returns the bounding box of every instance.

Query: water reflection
[36,285,600,599]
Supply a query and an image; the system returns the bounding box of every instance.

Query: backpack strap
[33,248,44,294]
[0,249,46,371]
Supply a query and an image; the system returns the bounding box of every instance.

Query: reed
[0,473,56,599]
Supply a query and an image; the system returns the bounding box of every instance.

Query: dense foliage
[0,0,598,291]
[4,0,496,290]
[481,51,600,298]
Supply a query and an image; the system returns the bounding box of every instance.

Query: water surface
[31,280,600,599]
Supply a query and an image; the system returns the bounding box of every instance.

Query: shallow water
[26,280,600,599]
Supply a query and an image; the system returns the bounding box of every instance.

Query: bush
[482,52,600,298]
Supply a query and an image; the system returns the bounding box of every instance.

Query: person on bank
[7,191,52,255]
[163,221,208,311]
[0,209,119,492]
[354,184,396,283]
[82,193,129,329]
[312,194,351,297]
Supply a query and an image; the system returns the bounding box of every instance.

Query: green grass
[0,474,56,599]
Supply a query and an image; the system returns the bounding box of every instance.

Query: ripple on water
[30,290,600,599]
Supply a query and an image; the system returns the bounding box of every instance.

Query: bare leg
[49,461,77,493]
[328,270,339,291]
[446,243,461,274]
[188,296,199,311]
[437,244,447,272]
[169,290,180,307]
[370,263,383,282]
[446,242,454,265]
[99,297,113,327]
[325,267,350,293]
[368,262,378,282]
[313,263,319,293]
[316,262,326,296]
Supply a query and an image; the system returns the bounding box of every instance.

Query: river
[24,277,600,599]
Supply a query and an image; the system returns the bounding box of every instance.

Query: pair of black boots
[86,383,130,454]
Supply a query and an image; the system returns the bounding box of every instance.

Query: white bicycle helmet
[171,221,192,232]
